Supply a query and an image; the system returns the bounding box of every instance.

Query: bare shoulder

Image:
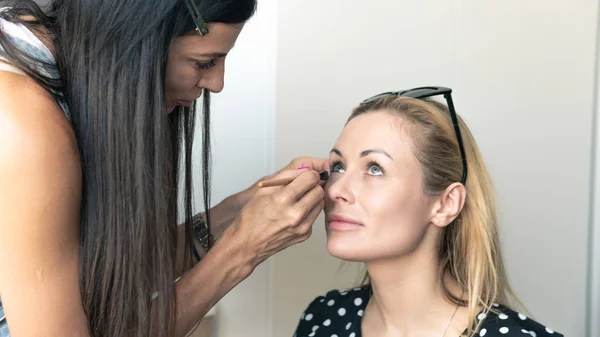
[0,69,77,151]
[0,71,90,335]
[0,69,80,206]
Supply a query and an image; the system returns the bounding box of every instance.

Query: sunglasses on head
[184,0,209,36]
[362,86,467,184]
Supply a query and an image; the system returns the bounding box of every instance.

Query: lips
[326,213,363,231]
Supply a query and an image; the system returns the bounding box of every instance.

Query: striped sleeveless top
[0,7,70,120]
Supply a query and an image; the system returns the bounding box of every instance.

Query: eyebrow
[330,148,393,160]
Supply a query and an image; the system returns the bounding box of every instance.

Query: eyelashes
[366,160,384,176]
[196,59,216,69]
[331,160,345,173]
[330,160,385,176]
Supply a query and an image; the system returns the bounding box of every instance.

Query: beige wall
[272,1,599,336]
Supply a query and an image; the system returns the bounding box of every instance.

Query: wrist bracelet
[192,213,217,253]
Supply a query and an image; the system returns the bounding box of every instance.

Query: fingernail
[297,165,310,170]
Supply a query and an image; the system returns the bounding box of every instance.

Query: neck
[363,237,461,336]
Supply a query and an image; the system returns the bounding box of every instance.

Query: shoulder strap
[0,60,26,75]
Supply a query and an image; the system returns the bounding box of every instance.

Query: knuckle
[297,221,312,234]
[263,207,278,222]
[294,226,311,239]
[273,191,291,206]
[301,229,313,241]
[290,208,306,222]
[285,220,297,229]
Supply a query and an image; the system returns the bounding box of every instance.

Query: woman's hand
[209,157,328,237]
[220,158,329,271]
[239,157,329,207]
[259,157,330,183]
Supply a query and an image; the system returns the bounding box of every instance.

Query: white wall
[271,1,598,337]
[191,0,277,336]
[588,3,600,336]
[43,0,598,336]
[194,1,600,336]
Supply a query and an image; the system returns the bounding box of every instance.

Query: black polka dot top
[293,286,563,337]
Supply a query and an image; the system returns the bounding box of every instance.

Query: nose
[196,62,225,93]
[325,172,355,205]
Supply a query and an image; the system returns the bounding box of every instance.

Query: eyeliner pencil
[258,171,329,188]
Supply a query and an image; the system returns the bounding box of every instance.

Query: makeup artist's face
[324,111,435,262]
[164,22,245,113]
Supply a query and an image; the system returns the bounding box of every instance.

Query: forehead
[171,22,245,55]
[335,111,413,157]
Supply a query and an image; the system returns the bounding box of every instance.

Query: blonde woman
[293,87,562,337]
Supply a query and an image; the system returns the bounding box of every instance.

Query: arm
[175,184,255,275]
[172,229,253,337]
[0,74,90,336]
[173,161,328,336]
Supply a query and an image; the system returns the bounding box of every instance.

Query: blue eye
[331,161,345,173]
[367,162,384,176]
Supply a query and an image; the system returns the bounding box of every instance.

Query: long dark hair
[0,0,256,336]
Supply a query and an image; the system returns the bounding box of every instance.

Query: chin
[326,234,368,262]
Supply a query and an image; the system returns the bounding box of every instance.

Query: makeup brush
[258,170,330,188]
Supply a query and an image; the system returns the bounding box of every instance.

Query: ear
[429,183,466,228]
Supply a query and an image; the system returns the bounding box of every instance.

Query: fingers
[302,199,324,230]
[258,157,328,191]
[231,182,324,268]
[256,169,307,195]
[289,157,330,172]
[294,183,324,219]
[282,170,321,201]
[310,158,330,172]
[292,199,325,242]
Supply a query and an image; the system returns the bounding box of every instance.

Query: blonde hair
[349,95,523,335]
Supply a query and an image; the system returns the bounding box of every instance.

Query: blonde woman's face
[324,111,437,262]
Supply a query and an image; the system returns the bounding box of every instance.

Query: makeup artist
[0,1,326,337]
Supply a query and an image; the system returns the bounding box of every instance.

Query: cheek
[165,63,199,94]
[367,200,430,257]
[326,185,432,262]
